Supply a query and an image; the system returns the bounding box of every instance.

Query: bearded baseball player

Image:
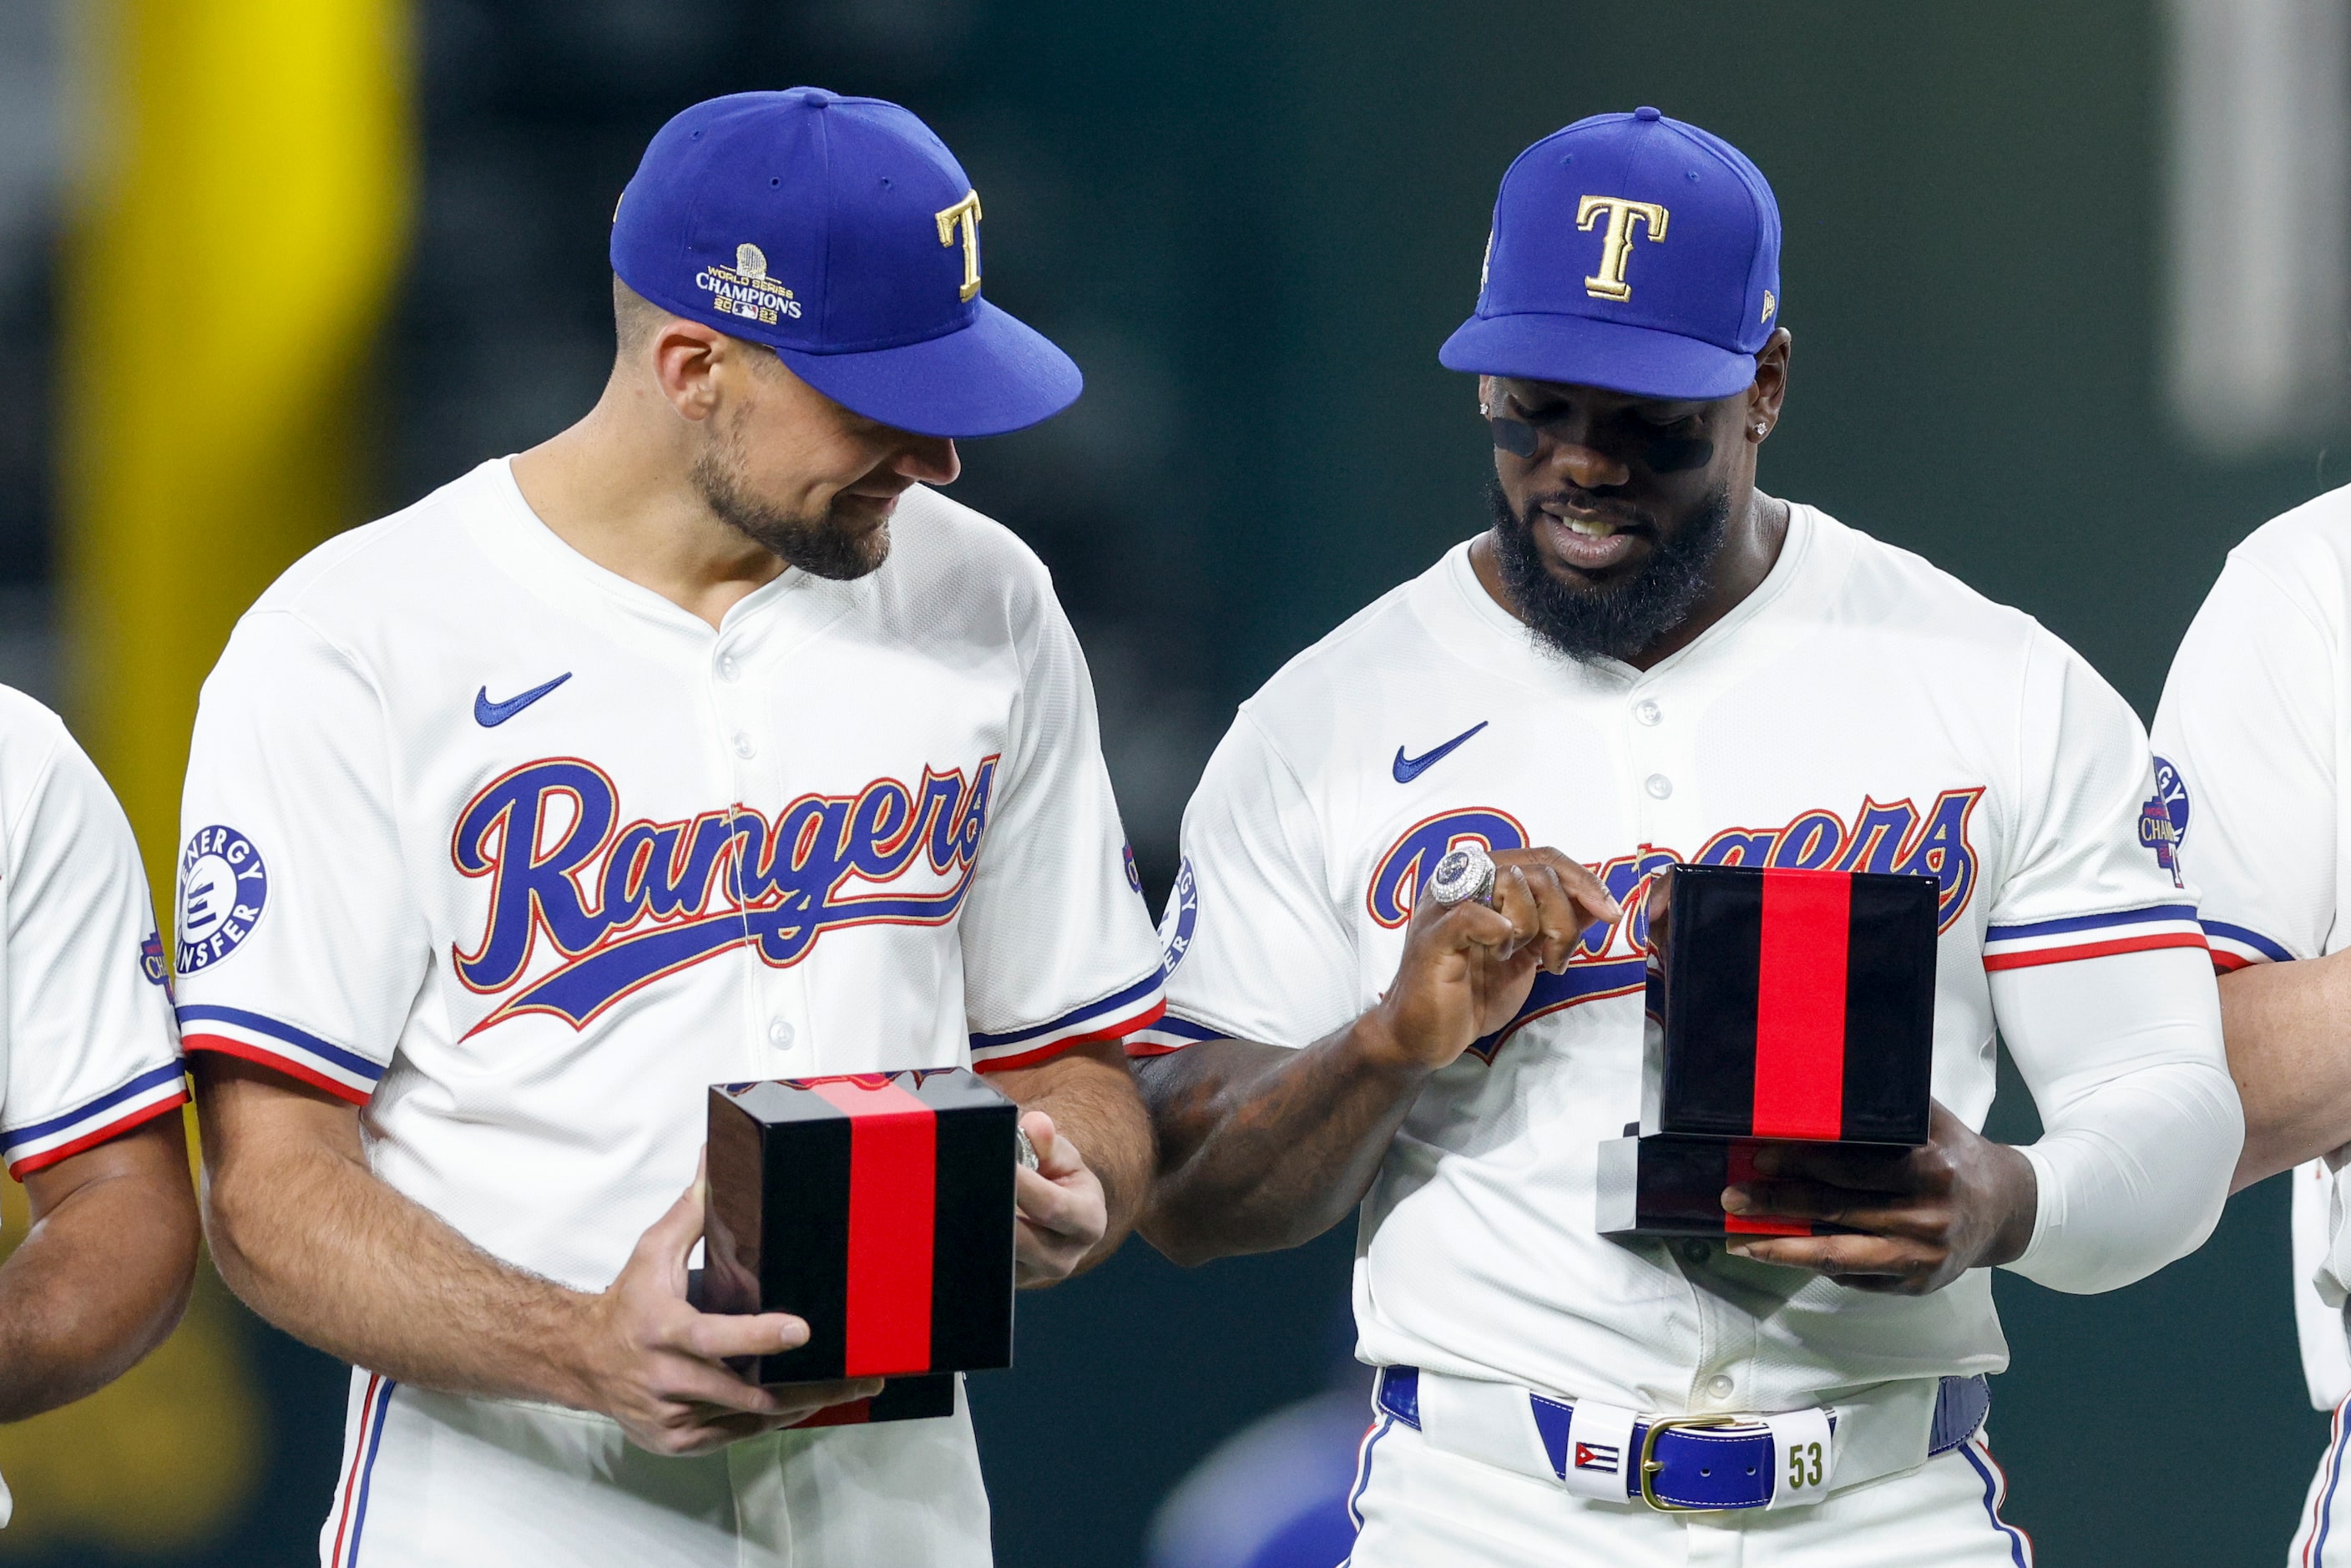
[1131,108,2242,1564]
[2151,483,2351,1564]
[177,89,1165,1566]
[0,691,199,1507]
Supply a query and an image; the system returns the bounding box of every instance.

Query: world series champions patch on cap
[1441,106,1782,402]
[610,88,1082,439]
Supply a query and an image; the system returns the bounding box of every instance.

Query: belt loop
[1553,1399,1640,1502]
[1762,1407,1835,1509]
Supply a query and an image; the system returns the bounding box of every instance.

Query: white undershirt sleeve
[1995,946,2242,1294]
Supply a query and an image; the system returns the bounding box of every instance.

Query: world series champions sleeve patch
[177,825,269,974]
[2141,756,2189,889]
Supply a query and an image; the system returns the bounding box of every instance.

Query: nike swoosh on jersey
[1393,721,1489,783]
[473,673,574,728]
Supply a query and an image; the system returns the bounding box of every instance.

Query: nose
[894,436,960,485]
[1548,438,1630,491]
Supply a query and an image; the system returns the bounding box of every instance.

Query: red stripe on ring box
[1722,1141,1812,1237]
[1752,868,1851,1141]
[809,1079,937,1378]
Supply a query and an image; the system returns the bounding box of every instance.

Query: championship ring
[1428,845,1497,908]
[1014,1125,1039,1171]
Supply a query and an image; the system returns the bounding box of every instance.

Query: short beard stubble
[690,404,892,582]
[1486,479,1732,665]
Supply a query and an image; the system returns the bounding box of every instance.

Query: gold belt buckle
[1637,1414,1739,1512]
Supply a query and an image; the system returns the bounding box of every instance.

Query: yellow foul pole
[63,0,414,908]
[22,0,413,1546]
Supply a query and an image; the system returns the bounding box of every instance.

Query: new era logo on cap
[609,88,1080,439]
[1441,106,1782,402]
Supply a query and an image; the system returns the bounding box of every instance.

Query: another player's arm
[2214,954,2351,1190]
[193,1057,877,1456]
[0,1110,197,1421]
[1137,849,1621,1266]
[988,1039,1153,1286]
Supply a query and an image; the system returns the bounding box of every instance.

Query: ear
[1745,328,1792,442]
[648,319,731,423]
[1478,374,1499,417]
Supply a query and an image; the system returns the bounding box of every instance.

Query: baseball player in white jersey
[1132,109,2242,1565]
[177,89,1165,1566]
[2151,482,2351,1564]
[0,689,197,1498]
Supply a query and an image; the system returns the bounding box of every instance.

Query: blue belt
[1373,1366,1990,1511]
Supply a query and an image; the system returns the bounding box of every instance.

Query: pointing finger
[1487,864,1543,955]
[1525,847,1623,928]
[1519,862,1592,972]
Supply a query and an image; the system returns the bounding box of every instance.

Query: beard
[691,410,892,582]
[1486,479,1732,664]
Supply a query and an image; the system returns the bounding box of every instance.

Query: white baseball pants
[316,1368,993,1567]
[2291,1396,2351,1565]
[1346,1413,2035,1567]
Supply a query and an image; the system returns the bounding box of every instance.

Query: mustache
[1486,479,1731,665]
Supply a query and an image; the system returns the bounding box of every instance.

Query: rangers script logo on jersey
[1365,789,1984,1060]
[452,754,999,1033]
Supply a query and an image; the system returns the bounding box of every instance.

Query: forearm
[0,1126,197,1420]
[2005,1063,2240,1293]
[1997,950,2242,1294]
[195,1056,609,1407]
[205,1127,604,1404]
[1138,1016,1433,1266]
[2218,953,2351,1188]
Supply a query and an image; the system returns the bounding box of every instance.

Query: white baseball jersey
[174,458,1165,1565]
[2151,483,2351,1427]
[1140,506,2237,1439]
[0,690,184,1181]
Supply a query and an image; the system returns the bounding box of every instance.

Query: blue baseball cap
[611,89,1080,438]
[1440,107,1782,402]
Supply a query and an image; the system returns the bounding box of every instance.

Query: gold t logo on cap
[935,190,983,301]
[1575,195,1669,301]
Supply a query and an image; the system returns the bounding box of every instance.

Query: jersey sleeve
[1978,628,2208,969]
[2150,551,2338,969]
[174,611,429,1103]
[1135,708,1362,1054]
[955,591,1165,1072]
[1982,632,2240,1292]
[0,715,185,1178]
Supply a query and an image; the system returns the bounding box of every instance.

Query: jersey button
[1644,773,1672,800]
[719,654,741,682]
[1633,699,1661,726]
[1704,1373,1735,1401]
[767,1018,796,1050]
[733,732,757,760]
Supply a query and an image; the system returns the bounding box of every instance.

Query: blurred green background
[0,0,2339,1562]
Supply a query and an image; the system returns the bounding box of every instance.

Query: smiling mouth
[1534,502,1654,577]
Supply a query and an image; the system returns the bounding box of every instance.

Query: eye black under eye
[1641,429,1716,473]
[1489,415,1540,459]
